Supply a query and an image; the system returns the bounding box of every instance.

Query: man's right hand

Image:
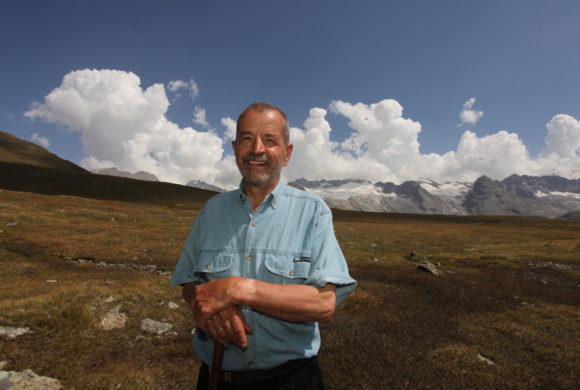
[205,306,252,349]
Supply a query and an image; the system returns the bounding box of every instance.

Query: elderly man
[170,102,356,389]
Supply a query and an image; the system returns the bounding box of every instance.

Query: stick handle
[208,342,225,390]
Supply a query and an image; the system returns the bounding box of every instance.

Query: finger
[206,318,228,347]
[241,316,253,335]
[212,326,229,347]
[230,316,248,349]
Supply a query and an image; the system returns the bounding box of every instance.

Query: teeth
[248,161,267,165]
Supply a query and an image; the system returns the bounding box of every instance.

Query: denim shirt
[170,181,357,371]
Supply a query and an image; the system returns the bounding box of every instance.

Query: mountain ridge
[1,130,578,217]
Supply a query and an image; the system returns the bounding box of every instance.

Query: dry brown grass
[1,189,579,389]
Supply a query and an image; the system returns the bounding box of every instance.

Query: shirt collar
[237,176,286,210]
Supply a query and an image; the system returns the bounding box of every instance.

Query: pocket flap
[265,254,310,279]
[193,252,233,274]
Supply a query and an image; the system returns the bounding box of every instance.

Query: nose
[252,137,265,154]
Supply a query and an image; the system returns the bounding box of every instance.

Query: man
[170,102,356,389]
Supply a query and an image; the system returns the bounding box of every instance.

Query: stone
[476,353,495,365]
[0,369,63,389]
[0,362,7,370]
[417,261,440,276]
[167,301,179,310]
[140,319,173,335]
[0,326,32,339]
[99,305,128,331]
[404,251,422,261]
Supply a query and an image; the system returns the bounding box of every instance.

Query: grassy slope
[1,131,579,389]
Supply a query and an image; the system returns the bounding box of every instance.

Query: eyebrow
[237,131,282,140]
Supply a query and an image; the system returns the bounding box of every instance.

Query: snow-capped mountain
[291,175,580,218]
[185,180,225,193]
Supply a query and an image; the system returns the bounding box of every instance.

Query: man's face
[233,109,293,188]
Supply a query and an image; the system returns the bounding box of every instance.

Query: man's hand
[205,306,252,349]
[193,276,245,329]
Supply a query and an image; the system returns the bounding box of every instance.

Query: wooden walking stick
[208,342,225,390]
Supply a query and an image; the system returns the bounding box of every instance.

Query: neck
[242,176,281,211]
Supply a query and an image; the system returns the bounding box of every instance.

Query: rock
[0,369,63,389]
[0,362,7,370]
[45,280,57,284]
[99,305,127,331]
[0,326,32,339]
[5,222,19,227]
[140,319,173,335]
[476,353,495,365]
[417,261,440,276]
[404,251,422,261]
[167,301,179,310]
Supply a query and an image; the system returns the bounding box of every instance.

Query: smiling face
[233,108,293,191]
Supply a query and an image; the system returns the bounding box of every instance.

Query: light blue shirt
[170,181,356,370]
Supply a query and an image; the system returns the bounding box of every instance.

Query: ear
[282,143,293,166]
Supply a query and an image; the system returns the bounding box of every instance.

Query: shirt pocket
[264,254,311,285]
[193,251,233,282]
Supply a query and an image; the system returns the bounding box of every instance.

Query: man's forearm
[239,279,336,323]
[194,277,336,325]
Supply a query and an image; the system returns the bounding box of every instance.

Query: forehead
[237,109,285,138]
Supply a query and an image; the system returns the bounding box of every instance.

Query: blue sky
[1,0,579,187]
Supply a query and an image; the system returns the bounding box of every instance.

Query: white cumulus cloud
[285,99,580,184]
[31,132,50,147]
[24,70,580,189]
[458,97,484,127]
[193,106,210,128]
[25,69,238,188]
[221,117,237,141]
[167,79,199,99]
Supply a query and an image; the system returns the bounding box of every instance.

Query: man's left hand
[194,276,246,329]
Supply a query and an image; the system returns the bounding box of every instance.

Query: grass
[1,188,579,389]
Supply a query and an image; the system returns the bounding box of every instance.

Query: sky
[1,0,579,189]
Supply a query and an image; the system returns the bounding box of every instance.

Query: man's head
[233,102,293,189]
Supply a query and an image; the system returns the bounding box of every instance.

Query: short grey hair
[236,102,290,144]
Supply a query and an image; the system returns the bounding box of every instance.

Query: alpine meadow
[1,131,579,389]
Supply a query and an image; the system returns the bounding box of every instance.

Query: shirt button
[247,255,252,260]
[205,265,211,270]
[251,221,257,227]
[248,361,254,368]
[289,271,294,276]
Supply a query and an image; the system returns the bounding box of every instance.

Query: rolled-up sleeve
[305,206,356,305]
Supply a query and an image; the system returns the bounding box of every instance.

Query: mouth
[246,160,268,166]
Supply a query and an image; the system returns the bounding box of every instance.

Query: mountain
[91,167,159,182]
[462,176,564,217]
[0,131,215,206]
[186,180,225,193]
[293,178,471,215]
[0,130,86,173]
[2,131,579,218]
[291,175,580,218]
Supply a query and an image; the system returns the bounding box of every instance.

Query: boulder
[0,326,32,339]
[0,369,63,390]
[99,305,127,331]
[140,319,173,335]
[417,261,440,276]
